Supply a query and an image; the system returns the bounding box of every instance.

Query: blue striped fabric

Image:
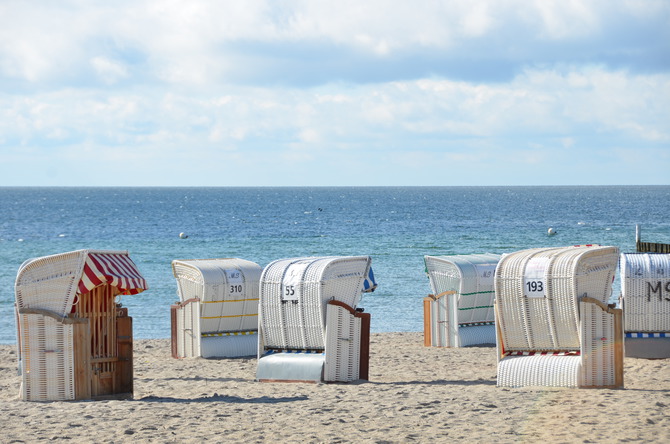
[264,349,325,355]
[363,267,377,293]
[626,332,668,338]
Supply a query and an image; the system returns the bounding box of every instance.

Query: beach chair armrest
[17,307,87,324]
[324,300,370,382]
[579,298,624,388]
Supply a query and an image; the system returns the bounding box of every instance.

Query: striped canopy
[363,267,377,293]
[78,252,148,295]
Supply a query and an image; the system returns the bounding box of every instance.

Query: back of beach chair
[619,253,670,359]
[15,249,147,401]
[424,253,500,347]
[256,256,374,383]
[171,258,262,358]
[495,245,623,388]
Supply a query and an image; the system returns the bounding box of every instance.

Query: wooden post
[494,302,505,361]
[357,311,371,381]
[171,304,179,358]
[613,307,624,389]
[423,296,433,347]
[72,319,92,400]
[116,310,133,397]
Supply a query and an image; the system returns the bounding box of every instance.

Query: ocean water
[1,186,669,344]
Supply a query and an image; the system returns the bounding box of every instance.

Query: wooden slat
[73,320,92,400]
[357,312,371,381]
[495,302,505,361]
[171,304,179,359]
[423,297,433,347]
[613,307,624,389]
[637,241,670,253]
[116,314,133,397]
[635,225,670,253]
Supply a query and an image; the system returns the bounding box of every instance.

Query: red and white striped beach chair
[495,245,623,388]
[619,253,670,359]
[171,258,262,358]
[15,249,148,401]
[256,256,375,383]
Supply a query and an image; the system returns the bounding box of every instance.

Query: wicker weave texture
[175,300,201,358]
[458,324,496,347]
[497,354,582,388]
[19,314,76,401]
[495,245,620,388]
[425,254,500,347]
[580,301,617,387]
[324,304,361,382]
[200,333,257,358]
[495,246,618,352]
[259,256,371,351]
[172,258,262,335]
[620,253,670,332]
[425,254,500,324]
[15,251,88,318]
[15,249,147,400]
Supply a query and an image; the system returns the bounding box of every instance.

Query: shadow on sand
[138,393,309,404]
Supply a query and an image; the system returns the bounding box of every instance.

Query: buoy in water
[179,232,188,239]
[548,227,556,236]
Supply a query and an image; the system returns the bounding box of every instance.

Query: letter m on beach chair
[495,246,624,388]
[256,256,375,383]
[619,253,670,359]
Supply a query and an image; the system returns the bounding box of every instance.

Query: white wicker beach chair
[495,245,623,388]
[620,253,670,359]
[424,254,501,347]
[171,258,262,358]
[256,256,375,383]
[15,249,148,401]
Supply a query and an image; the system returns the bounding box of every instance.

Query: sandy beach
[1,332,668,443]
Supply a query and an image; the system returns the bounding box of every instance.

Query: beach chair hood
[15,249,148,318]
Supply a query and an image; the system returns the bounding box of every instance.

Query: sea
[1,186,669,344]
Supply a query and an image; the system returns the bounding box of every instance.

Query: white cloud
[0,1,667,186]
[529,0,599,40]
[90,57,129,85]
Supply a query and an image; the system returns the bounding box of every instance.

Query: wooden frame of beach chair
[495,245,623,389]
[256,256,374,383]
[14,249,147,401]
[619,253,670,359]
[423,254,501,347]
[170,258,262,358]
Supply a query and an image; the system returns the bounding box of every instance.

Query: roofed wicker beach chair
[495,245,623,388]
[256,256,376,383]
[619,253,670,359]
[171,258,262,358]
[14,249,148,401]
[424,254,501,347]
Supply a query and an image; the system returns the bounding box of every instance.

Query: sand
[1,332,668,443]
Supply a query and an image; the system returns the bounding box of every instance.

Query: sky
[1,0,669,186]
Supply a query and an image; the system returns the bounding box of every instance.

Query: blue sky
[1,0,668,186]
